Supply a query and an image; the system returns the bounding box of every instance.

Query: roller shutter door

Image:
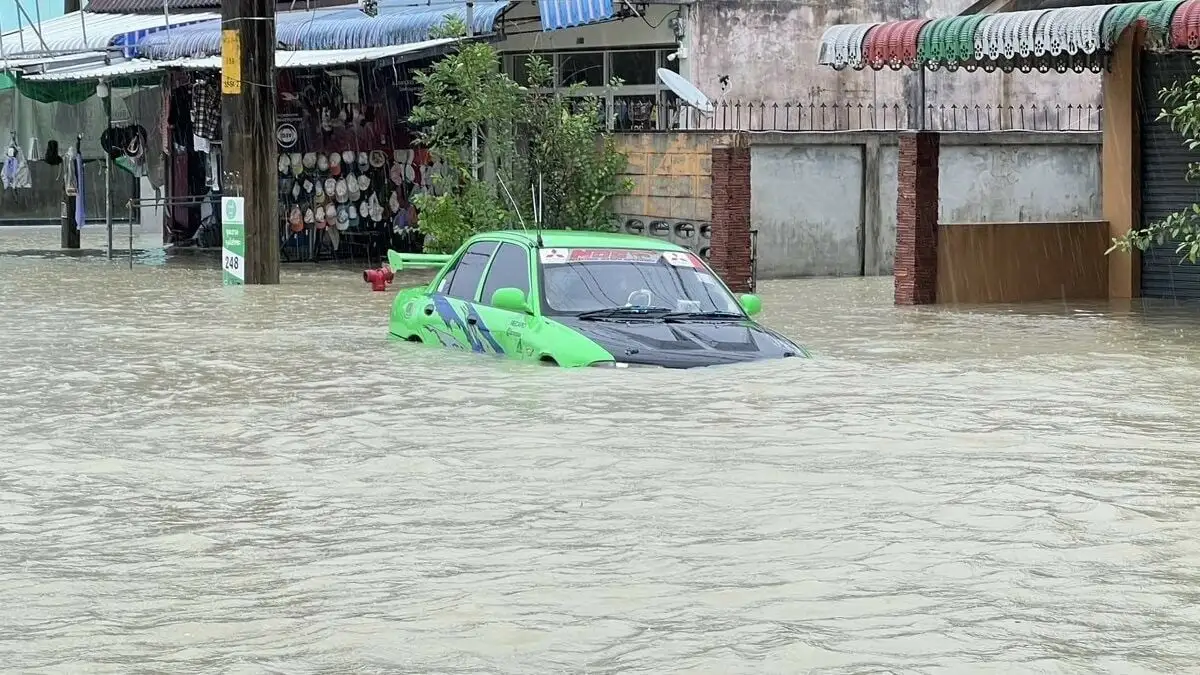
[1140,52,1200,299]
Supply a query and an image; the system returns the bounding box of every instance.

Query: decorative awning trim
[818,0,1189,73]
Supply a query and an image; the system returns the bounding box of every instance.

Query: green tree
[409,19,523,252]
[520,56,633,232]
[1109,62,1200,262]
[409,27,631,253]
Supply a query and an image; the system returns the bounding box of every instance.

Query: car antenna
[496,172,530,236]
[535,172,545,248]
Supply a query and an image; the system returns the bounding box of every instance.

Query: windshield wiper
[661,311,746,322]
[576,306,673,320]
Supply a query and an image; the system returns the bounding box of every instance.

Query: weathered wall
[751,145,864,277]
[612,130,1102,280]
[747,132,1102,278]
[612,132,731,254]
[688,0,1100,115]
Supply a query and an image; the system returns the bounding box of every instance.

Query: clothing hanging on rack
[2,140,32,190]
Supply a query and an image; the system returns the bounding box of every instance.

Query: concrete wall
[747,132,1102,278]
[612,130,1102,279]
[688,0,1100,117]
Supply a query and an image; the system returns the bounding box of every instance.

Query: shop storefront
[149,44,455,264]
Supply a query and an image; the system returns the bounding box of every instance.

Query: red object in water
[363,266,394,291]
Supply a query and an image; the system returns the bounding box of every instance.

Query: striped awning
[818,0,1192,73]
[131,1,510,59]
[539,0,616,31]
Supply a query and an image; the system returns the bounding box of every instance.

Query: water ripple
[2,227,1200,672]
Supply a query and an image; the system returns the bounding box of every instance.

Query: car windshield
[539,247,743,315]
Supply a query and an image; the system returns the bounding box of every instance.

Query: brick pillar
[894,132,940,305]
[710,146,752,292]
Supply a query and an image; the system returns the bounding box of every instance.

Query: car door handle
[423,305,434,316]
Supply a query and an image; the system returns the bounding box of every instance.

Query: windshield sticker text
[567,248,661,263]
[662,251,695,267]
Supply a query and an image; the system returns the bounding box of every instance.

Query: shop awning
[17,39,462,82]
[0,10,219,58]
[818,0,1191,73]
[539,0,616,31]
[19,57,188,82]
[131,1,511,59]
[174,39,461,70]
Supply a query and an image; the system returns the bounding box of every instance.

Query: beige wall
[612,132,731,224]
[936,221,1110,303]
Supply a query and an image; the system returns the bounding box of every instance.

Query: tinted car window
[441,241,498,300]
[540,250,741,315]
[480,243,531,305]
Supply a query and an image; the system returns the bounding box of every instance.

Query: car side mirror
[491,287,532,314]
[739,293,762,317]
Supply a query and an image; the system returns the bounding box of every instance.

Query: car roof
[474,229,688,252]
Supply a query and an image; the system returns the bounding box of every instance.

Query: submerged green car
[386,230,809,368]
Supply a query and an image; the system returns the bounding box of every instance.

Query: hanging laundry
[75,150,86,228]
[190,77,221,141]
[44,140,61,166]
[2,145,31,190]
[2,147,18,189]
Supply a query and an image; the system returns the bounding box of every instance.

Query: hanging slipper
[289,206,304,232]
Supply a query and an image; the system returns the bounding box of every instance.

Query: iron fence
[644,99,1103,133]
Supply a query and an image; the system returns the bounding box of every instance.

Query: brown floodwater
[2,224,1200,673]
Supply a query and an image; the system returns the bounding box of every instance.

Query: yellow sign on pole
[221,29,242,95]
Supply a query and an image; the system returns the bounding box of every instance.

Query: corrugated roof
[539,0,615,31]
[20,39,460,80]
[177,38,459,69]
[21,57,187,81]
[0,10,219,58]
[84,0,356,13]
[132,1,510,58]
[84,0,219,11]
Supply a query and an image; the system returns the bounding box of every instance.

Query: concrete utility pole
[221,0,279,284]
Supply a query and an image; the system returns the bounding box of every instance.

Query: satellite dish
[656,68,714,114]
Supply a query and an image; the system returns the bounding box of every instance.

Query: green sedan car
[386,230,809,368]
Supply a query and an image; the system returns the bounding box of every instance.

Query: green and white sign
[221,196,246,285]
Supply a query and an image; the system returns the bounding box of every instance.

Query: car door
[419,240,500,352]
[472,241,536,360]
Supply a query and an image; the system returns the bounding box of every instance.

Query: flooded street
[3,225,1200,673]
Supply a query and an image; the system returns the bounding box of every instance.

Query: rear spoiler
[387,250,453,272]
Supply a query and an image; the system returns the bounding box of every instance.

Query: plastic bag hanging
[27,137,41,162]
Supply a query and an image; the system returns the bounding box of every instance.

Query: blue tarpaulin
[131,0,510,59]
[538,0,615,31]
